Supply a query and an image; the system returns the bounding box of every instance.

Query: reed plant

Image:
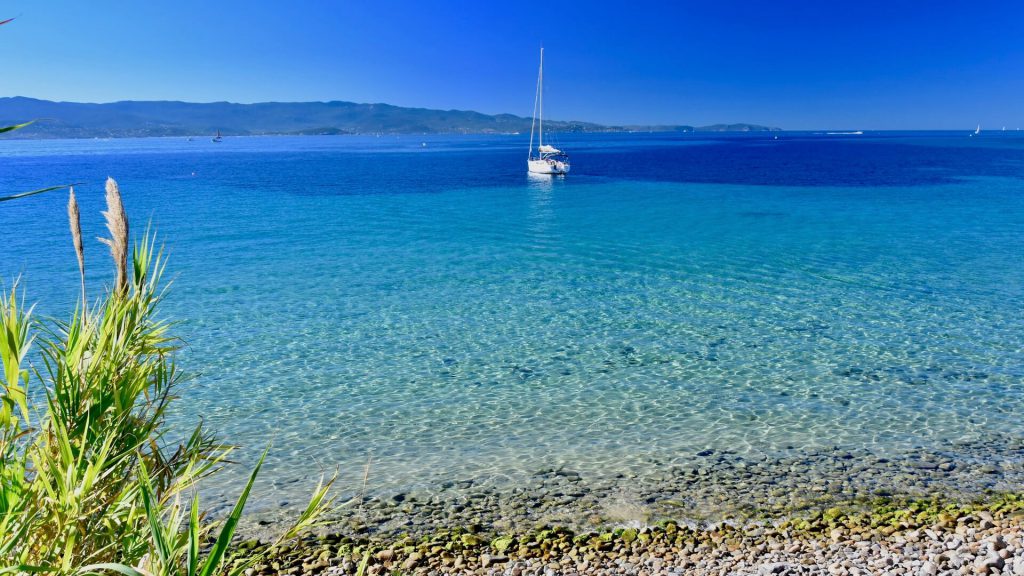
[1,179,337,575]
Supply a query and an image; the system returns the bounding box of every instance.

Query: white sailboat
[974,124,981,135]
[528,48,570,175]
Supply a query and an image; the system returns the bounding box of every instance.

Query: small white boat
[974,124,981,135]
[527,48,569,175]
[212,130,223,143]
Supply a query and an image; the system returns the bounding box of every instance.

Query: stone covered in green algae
[490,535,514,552]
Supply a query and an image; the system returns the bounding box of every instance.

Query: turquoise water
[2,133,1023,522]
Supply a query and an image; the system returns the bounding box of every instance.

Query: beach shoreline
[237,438,1024,542]
[234,442,1024,574]
[240,492,1024,575]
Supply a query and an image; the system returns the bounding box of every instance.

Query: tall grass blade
[187,492,199,576]
[137,460,172,569]
[197,448,267,576]
[0,184,75,203]
[76,563,148,576]
[0,283,33,425]
[276,472,340,542]
[0,120,32,134]
[1,564,54,574]
[355,550,371,576]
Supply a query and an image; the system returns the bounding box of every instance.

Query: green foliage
[0,185,77,203]
[0,184,337,575]
[0,121,33,134]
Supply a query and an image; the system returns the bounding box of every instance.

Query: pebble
[479,554,508,568]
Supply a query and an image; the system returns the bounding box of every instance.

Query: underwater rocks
[239,439,1024,543]
[234,438,1024,574]
[239,498,1024,576]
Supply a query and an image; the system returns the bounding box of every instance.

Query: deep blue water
[2,131,1023,516]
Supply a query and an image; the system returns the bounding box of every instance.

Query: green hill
[0,97,779,138]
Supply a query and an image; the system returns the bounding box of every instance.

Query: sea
[2,131,1023,528]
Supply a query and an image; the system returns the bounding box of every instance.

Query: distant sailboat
[527,48,570,175]
[212,130,223,143]
[974,124,981,135]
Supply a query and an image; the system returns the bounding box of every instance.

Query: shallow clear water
[2,132,1023,520]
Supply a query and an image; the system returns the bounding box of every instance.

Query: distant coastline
[0,96,780,139]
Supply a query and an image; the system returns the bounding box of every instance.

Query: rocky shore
[236,495,1024,576]
[243,438,1024,543]
[230,438,1024,575]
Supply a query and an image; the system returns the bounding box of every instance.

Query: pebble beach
[239,438,1024,575]
[245,496,1024,575]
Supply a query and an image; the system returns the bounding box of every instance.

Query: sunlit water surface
[2,132,1023,521]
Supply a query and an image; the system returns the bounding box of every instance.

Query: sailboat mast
[529,47,542,160]
[539,47,543,149]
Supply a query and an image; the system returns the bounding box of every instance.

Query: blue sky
[2,0,1023,129]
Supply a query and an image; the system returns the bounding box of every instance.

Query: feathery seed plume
[67,187,86,307]
[98,177,129,295]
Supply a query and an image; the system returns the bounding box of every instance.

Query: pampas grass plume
[98,177,129,295]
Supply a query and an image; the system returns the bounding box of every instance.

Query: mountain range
[0,97,779,138]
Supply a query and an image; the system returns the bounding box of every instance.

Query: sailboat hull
[528,159,570,175]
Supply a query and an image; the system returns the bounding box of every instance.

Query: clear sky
[2,0,1022,129]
